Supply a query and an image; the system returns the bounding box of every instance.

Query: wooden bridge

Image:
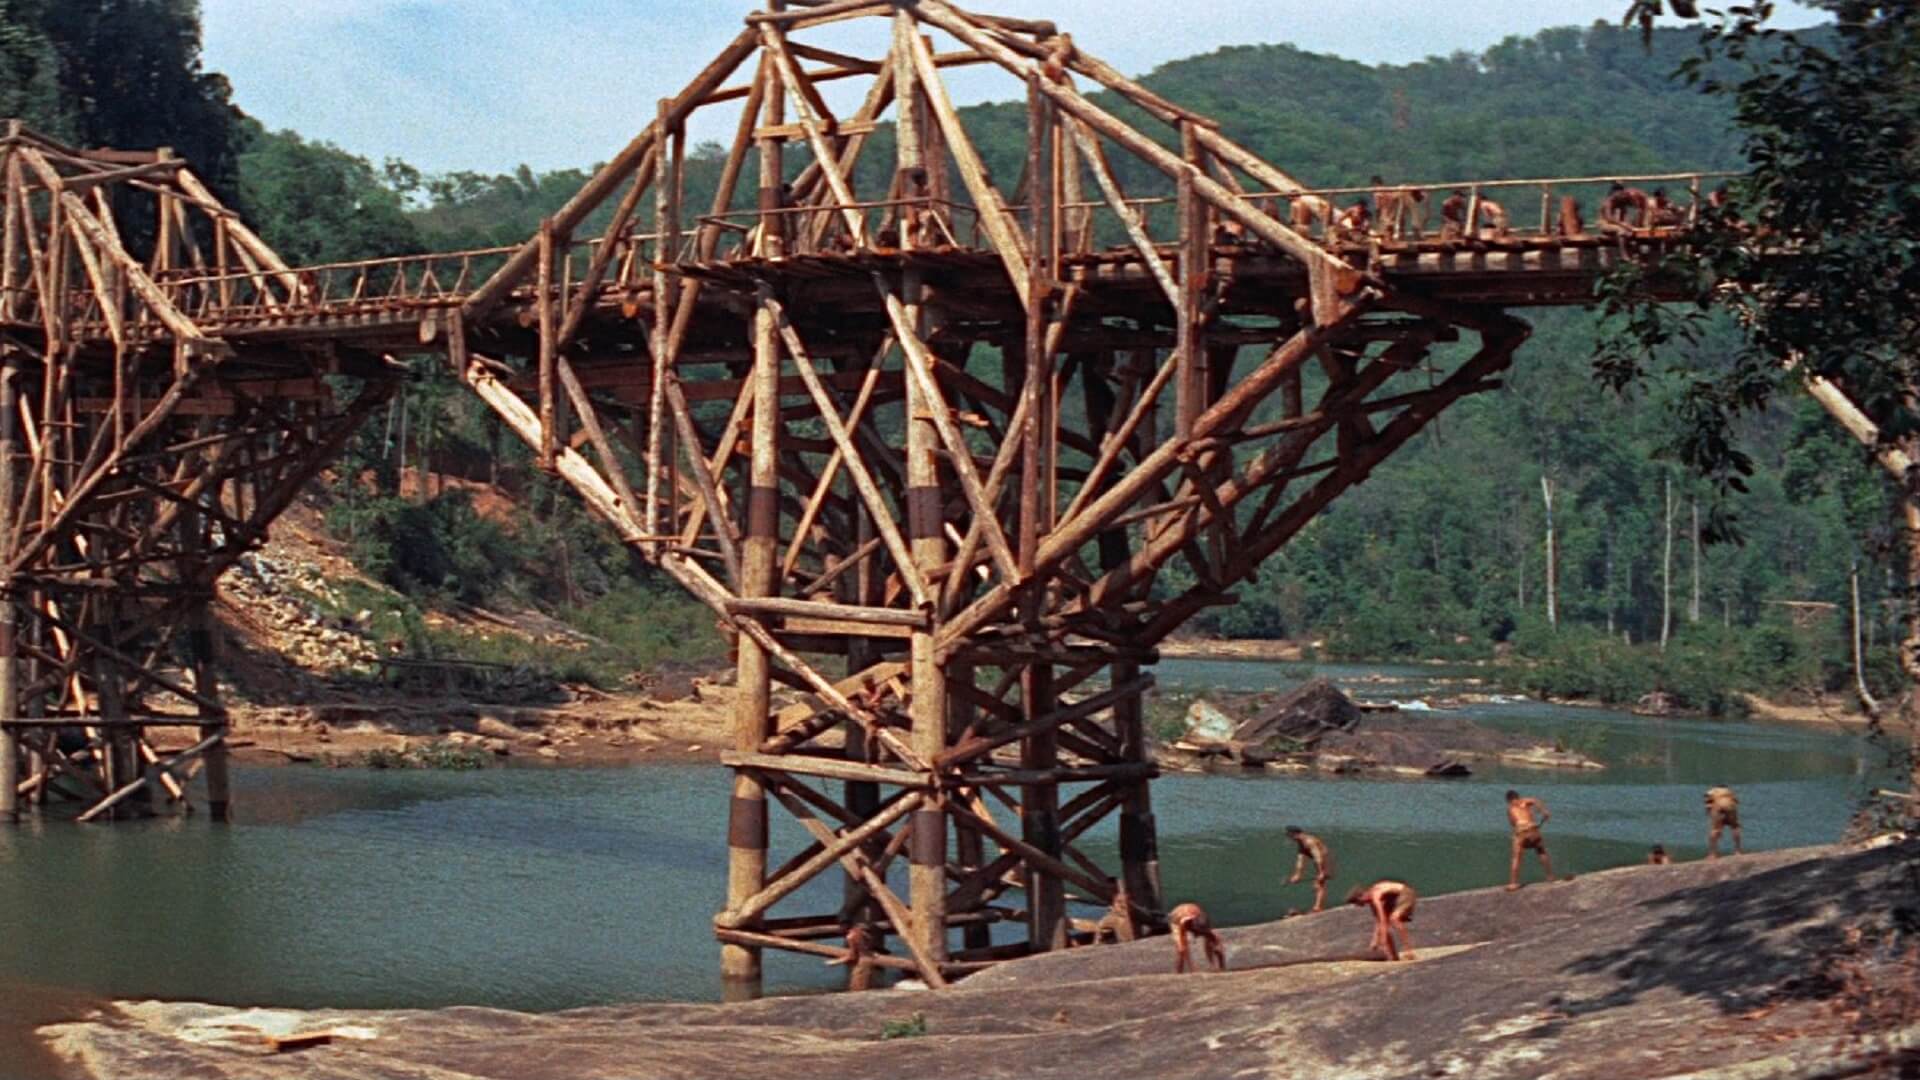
[0,0,1728,993]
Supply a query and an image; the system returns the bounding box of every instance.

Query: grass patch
[353,741,492,770]
[879,1013,927,1040]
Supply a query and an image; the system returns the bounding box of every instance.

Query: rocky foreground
[45,842,1920,1079]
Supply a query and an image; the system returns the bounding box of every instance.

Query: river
[0,658,1892,1076]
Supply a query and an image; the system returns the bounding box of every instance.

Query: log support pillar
[1114,659,1163,915]
[0,351,15,825]
[722,292,783,1003]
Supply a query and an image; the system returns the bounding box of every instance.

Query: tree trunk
[1904,500,1920,822]
[1661,473,1674,651]
[1604,523,1616,636]
[1541,473,1557,630]
[1689,494,1702,623]
[1853,560,1881,716]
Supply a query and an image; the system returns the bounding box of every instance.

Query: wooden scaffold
[0,123,404,824]
[443,0,1533,993]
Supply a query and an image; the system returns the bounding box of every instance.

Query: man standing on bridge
[1602,181,1652,232]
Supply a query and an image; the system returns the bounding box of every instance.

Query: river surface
[0,658,1892,1075]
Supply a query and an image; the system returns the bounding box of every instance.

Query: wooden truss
[445,0,1532,992]
[0,122,402,823]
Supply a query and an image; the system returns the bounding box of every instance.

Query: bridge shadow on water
[1555,843,1920,1020]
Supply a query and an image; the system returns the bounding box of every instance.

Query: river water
[0,658,1891,1072]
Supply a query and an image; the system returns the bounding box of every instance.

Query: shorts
[1514,826,1545,852]
[1710,808,1740,829]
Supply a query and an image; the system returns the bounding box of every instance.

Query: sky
[199,1,1827,177]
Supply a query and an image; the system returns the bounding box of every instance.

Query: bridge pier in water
[436,2,1548,991]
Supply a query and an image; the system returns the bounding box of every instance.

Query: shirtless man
[1705,786,1743,858]
[1283,825,1334,913]
[1505,789,1556,891]
[1169,901,1226,973]
[825,923,883,991]
[1647,844,1672,865]
[1439,189,1469,242]
[1333,200,1371,244]
[1290,194,1331,239]
[1348,880,1417,961]
[1091,877,1138,944]
[1476,196,1510,240]
[1371,176,1426,240]
[1649,188,1686,228]
[1602,181,1652,232]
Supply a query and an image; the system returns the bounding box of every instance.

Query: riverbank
[172,685,741,770]
[1165,637,1915,735]
[41,840,1918,1079]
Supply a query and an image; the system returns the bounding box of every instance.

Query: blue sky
[200,1,1826,176]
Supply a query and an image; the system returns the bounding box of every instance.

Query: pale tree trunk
[1661,473,1674,651]
[1853,560,1881,716]
[1903,499,1920,822]
[1541,474,1557,630]
[1689,494,1702,623]
[1605,524,1616,636]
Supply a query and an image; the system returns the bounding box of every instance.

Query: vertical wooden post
[193,592,230,822]
[897,7,948,971]
[537,219,558,470]
[949,661,990,951]
[645,104,675,541]
[841,503,881,938]
[724,16,784,1000]
[1021,74,1066,953]
[1175,123,1207,438]
[1114,658,1162,914]
[723,292,780,1002]
[0,350,15,824]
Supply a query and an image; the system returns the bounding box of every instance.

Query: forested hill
[0,8,1882,711]
[397,21,1752,252]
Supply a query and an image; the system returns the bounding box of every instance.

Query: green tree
[236,126,423,264]
[38,1,241,191]
[1598,1,1920,802]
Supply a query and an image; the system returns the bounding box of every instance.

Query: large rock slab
[43,842,1920,1079]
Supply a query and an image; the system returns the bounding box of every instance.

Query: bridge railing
[1019,169,1739,254]
[19,170,1740,342]
[691,196,987,258]
[83,228,692,329]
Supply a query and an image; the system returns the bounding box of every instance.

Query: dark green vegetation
[0,4,1883,710]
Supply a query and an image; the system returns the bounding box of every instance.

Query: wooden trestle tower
[0,123,401,824]
[0,0,1709,993]
[438,0,1533,994]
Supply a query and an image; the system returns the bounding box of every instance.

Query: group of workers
[1279,178,1710,247]
[822,782,1745,983]
[1167,783,1743,973]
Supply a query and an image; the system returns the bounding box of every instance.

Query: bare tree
[1661,472,1674,651]
[1541,473,1557,630]
[1689,493,1702,623]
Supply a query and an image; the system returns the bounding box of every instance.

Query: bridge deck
[29,229,1675,365]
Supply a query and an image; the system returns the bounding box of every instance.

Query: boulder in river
[1231,677,1361,749]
